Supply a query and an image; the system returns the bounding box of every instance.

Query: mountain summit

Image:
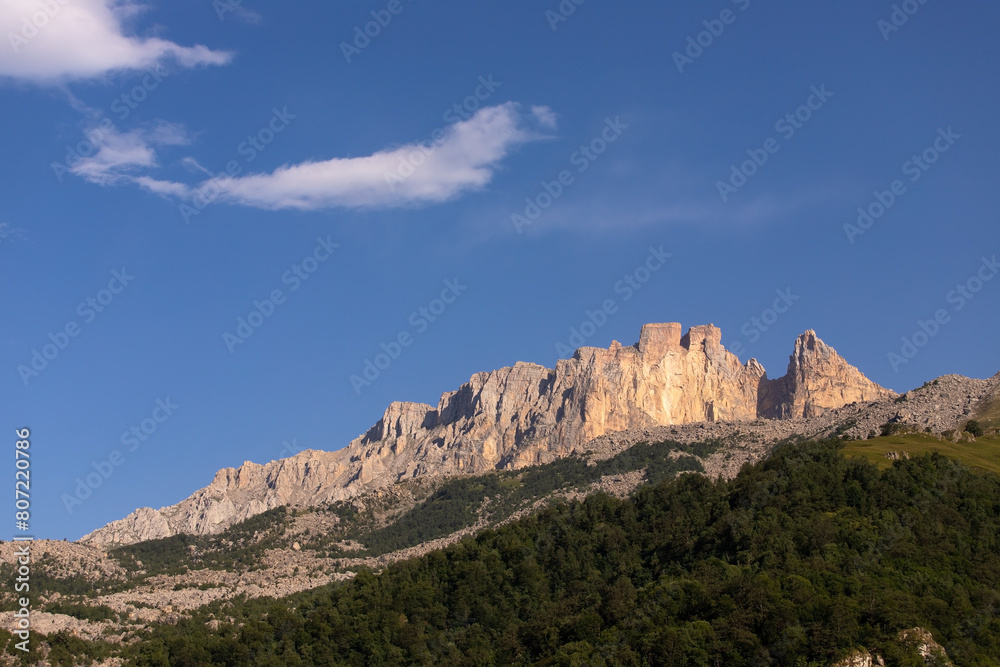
[82,323,893,547]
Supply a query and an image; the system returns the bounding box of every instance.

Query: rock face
[897,627,954,666]
[832,628,953,667]
[759,329,891,418]
[81,323,894,548]
[832,650,885,667]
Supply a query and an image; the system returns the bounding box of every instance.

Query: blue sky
[2,0,998,540]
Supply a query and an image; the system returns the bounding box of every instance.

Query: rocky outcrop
[832,628,953,666]
[897,627,953,665]
[759,330,891,418]
[829,372,998,440]
[832,651,885,667]
[82,323,893,548]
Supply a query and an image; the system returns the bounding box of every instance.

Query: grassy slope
[975,390,1000,431]
[843,433,1000,475]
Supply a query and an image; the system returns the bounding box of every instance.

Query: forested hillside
[93,440,1000,666]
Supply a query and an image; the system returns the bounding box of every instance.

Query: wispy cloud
[82,102,558,212]
[215,2,261,25]
[0,222,27,243]
[69,122,190,185]
[496,170,845,239]
[0,0,231,84]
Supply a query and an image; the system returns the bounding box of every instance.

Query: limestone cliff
[81,323,893,548]
[759,330,891,418]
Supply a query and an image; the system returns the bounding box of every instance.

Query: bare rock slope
[82,323,893,548]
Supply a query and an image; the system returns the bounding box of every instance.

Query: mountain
[54,442,1000,666]
[11,367,998,662]
[81,323,893,548]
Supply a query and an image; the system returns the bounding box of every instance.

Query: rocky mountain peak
[81,322,893,548]
[759,329,891,419]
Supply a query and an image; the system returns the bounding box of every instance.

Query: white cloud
[69,121,189,185]
[0,0,231,83]
[87,102,556,212]
[192,103,556,211]
[530,105,558,131]
[133,175,189,197]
